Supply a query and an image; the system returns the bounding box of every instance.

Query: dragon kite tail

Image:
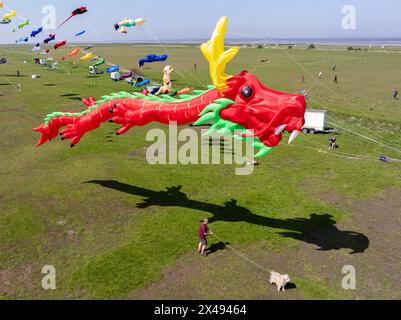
[32,117,76,147]
[32,124,53,147]
[33,96,104,147]
[32,89,220,148]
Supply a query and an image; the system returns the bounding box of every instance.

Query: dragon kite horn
[201,16,240,92]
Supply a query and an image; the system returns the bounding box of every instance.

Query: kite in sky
[33,17,307,158]
[114,18,145,34]
[54,40,67,49]
[3,10,16,21]
[30,27,43,38]
[75,30,86,37]
[58,7,88,28]
[80,52,94,61]
[44,34,56,44]
[138,54,169,67]
[12,20,29,32]
[67,48,81,58]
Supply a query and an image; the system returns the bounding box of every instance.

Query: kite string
[5,6,136,83]
[246,0,401,147]
[209,229,272,276]
[293,135,395,161]
[243,1,401,152]
[0,71,19,91]
[4,4,41,28]
[327,114,400,151]
[307,92,401,148]
[141,25,209,88]
[251,38,269,75]
[8,1,399,153]
[308,97,401,154]
[304,82,401,149]
[287,140,401,162]
[284,110,401,161]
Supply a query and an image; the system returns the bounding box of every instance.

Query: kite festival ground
[0,43,400,299]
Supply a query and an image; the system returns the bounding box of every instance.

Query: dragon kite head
[197,17,306,157]
[222,71,306,147]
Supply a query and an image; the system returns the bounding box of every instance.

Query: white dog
[269,271,291,292]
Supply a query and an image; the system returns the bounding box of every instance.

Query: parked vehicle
[302,109,337,134]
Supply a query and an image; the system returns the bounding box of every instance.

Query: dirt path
[131,188,401,299]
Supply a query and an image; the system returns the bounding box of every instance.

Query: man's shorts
[199,239,207,245]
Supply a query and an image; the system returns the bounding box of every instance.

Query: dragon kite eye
[241,86,253,98]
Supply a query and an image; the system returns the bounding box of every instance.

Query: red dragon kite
[33,17,306,158]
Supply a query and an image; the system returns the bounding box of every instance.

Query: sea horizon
[2,37,401,47]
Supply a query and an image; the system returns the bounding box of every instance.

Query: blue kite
[43,34,56,44]
[135,79,150,88]
[106,65,119,73]
[75,30,86,37]
[16,36,29,43]
[138,54,169,67]
[30,27,43,38]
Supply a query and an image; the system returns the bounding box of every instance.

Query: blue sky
[0,0,400,44]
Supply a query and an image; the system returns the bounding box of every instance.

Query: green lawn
[0,43,400,299]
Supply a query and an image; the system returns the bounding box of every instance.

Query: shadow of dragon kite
[87,181,370,254]
[33,17,306,158]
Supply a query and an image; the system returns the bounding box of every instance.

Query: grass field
[0,43,400,299]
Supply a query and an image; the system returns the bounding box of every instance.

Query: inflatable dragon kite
[33,17,306,158]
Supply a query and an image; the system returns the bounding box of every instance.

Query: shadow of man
[206,241,230,254]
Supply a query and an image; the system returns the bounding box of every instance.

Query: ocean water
[67,38,401,47]
[238,38,401,47]
[4,38,401,47]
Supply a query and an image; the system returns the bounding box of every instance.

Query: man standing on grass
[198,218,212,257]
[329,136,337,150]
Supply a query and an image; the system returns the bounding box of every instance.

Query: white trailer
[302,109,336,134]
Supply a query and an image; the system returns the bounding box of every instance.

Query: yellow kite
[80,52,94,62]
[3,10,16,21]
